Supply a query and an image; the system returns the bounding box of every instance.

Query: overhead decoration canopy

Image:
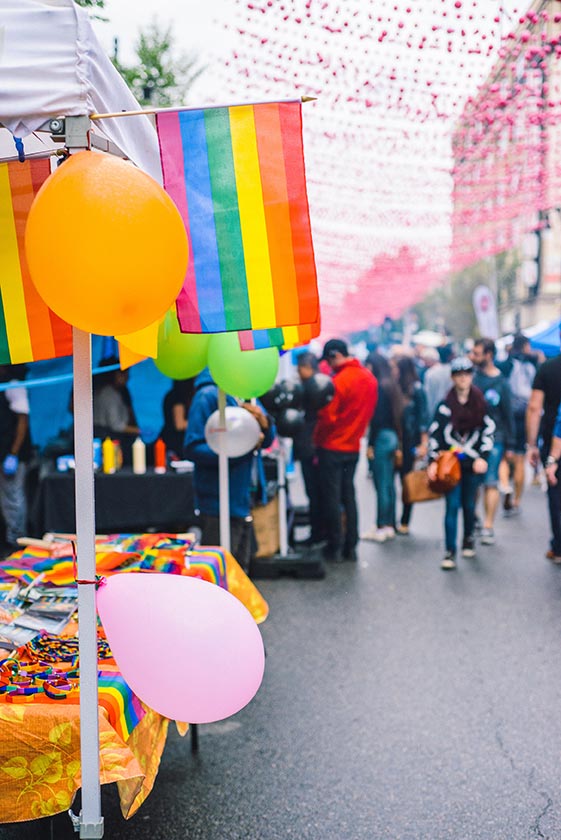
[211,0,561,334]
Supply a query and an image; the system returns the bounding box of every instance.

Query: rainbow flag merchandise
[156,101,319,333]
[0,158,73,363]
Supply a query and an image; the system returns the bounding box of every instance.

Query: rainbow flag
[238,318,320,352]
[282,319,321,349]
[156,102,319,333]
[238,328,285,351]
[0,159,73,363]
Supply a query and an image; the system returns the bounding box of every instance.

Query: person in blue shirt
[184,368,275,571]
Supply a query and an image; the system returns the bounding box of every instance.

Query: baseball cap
[450,356,474,374]
[321,338,348,360]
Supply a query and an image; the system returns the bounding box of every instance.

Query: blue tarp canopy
[27,337,171,453]
[529,320,561,358]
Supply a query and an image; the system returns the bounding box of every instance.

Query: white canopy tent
[0,0,161,181]
[0,2,163,836]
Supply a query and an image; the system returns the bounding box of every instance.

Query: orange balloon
[25,151,188,336]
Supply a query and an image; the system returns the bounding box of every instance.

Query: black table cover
[30,468,196,535]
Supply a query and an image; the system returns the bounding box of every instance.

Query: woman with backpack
[497,334,540,513]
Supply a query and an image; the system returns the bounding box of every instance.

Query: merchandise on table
[0,532,269,823]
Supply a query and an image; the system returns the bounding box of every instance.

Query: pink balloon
[97,573,265,723]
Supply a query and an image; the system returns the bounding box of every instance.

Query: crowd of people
[0,326,559,577]
[289,330,561,572]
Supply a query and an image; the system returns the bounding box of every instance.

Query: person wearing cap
[314,339,378,562]
[427,356,495,570]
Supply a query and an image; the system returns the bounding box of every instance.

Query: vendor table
[30,468,196,535]
[0,541,268,823]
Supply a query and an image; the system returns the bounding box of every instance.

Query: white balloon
[204,406,262,458]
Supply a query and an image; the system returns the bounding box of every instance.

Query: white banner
[472,285,499,339]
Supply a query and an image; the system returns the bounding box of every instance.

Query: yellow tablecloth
[0,550,268,823]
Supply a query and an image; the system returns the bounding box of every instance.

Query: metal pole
[89,95,315,120]
[217,389,231,552]
[72,328,104,839]
[277,441,289,556]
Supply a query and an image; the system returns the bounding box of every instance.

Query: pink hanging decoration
[207,0,561,332]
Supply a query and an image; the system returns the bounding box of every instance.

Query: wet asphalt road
[2,466,561,839]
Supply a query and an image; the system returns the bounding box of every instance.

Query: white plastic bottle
[132,437,146,475]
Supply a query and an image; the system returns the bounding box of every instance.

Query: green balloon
[154,311,210,379]
[207,332,279,399]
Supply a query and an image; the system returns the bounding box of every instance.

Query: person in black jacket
[526,340,561,562]
[293,352,324,545]
[428,356,495,570]
[394,356,429,535]
[160,378,195,460]
[362,353,401,542]
[0,365,32,553]
[471,338,515,545]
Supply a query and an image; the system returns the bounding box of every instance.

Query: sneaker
[361,527,387,542]
[480,528,495,545]
[441,551,457,570]
[461,537,476,558]
[545,549,561,565]
[503,492,513,512]
[499,482,513,496]
[383,526,396,539]
[396,524,410,535]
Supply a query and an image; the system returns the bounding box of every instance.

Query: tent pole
[277,440,289,556]
[72,328,104,839]
[218,388,230,552]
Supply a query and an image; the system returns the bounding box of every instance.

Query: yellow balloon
[25,151,188,336]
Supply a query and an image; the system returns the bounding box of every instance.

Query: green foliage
[113,22,205,107]
[413,251,520,341]
[495,250,519,308]
[74,0,106,20]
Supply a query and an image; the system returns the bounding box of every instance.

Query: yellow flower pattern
[0,704,168,823]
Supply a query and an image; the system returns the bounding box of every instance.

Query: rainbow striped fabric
[0,538,229,591]
[238,328,285,351]
[0,159,73,364]
[156,102,319,333]
[98,665,146,742]
[238,319,321,351]
[282,319,321,349]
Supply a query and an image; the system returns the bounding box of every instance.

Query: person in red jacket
[314,339,378,562]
